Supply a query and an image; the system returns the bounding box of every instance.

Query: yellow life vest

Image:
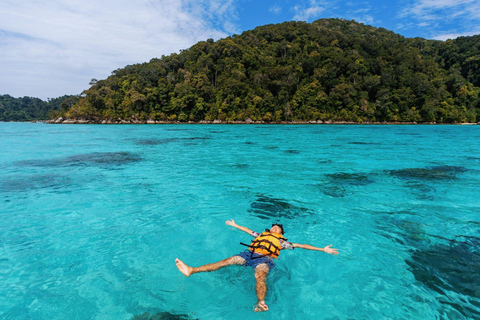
[247,231,287,259]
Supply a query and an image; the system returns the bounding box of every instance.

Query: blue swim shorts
[237,251,275,269]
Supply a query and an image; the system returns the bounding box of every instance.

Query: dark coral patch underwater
[16,152,141,168]
[407,236,480,318]
[347,141,380,145]
[374,214,428,247]
[132,311,196,320]
[325,172,375,186]
[284,149,300,154]
[388,165,468,181]
[231,163,250,169]
[249,195,311,220]
[0,174,72,193]
[136,137,209,145]
[318,172,375,197]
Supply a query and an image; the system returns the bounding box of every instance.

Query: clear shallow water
[1,123,479,320]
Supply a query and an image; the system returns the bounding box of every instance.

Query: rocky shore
[43,117,480,125]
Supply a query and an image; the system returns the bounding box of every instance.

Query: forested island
[6,19,480,124]
[0,95,78,122]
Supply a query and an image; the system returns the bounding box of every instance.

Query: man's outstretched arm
[225,219,254,235]
[292,243,339,255]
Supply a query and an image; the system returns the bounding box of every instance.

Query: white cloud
[398,0,480,39]
[353,15,375,25]
[293,5,324,21]
[349,8,375,25]
[269,5,282,15]
[0,0,238,99]
[403,0,480,21]
[433,30,480,40]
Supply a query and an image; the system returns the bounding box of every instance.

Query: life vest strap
[239,231,285,259]
[239,244,269,260]
[240,242,280,258]
[250,239,281,251]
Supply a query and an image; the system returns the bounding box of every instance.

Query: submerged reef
[347,141,380,145]
[319,172,375,197]
[407,236,480,318]
[249,195,311,220]
[375,214,428,247]
[132,312,195,320]
[325,172,375,186]
[0,174,71,193]
[136,137,209,145]
[16,152,141,168]
[284,149,301,154]
[388,165,468,181]
[387,165,468,200]
[231,163,250,169]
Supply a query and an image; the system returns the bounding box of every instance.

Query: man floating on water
[175,219,339,312]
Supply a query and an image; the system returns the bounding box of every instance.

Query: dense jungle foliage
[0,95,79,121]
[47,19,480,122]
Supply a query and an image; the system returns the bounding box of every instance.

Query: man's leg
[175,255,245,277]
[253,263,270,312]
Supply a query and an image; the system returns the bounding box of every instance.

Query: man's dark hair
[272,223,284,235]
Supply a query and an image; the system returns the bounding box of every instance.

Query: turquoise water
[1,123,479,320]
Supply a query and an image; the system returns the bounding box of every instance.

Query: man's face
[270,225,282,234]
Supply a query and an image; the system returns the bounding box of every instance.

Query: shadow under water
[374,214,428,247]
[347,141,380,145]
[405,182,437,200]
[231,163,250,169]
[16,152,142,168]
[132,312,195,320]
[248,195,311,220]
[284,149,301,154]
[325,172,375,186]
[319,172,375,197]
[406,236,480,318]
[466,156,480,162]
[0,174,72,193]
[136,137,209,145]
[388,165,468,181]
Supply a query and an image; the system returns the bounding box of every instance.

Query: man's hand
[323,245,339,255]
[225,219,237,227]
[293,243,339,254]
[225,219,254,235]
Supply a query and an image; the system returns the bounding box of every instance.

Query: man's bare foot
[254,300,268,312]
[175,258,193,277]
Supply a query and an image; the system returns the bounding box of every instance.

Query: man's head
[270,223,284,235]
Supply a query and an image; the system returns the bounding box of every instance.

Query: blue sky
[1,0,479,100]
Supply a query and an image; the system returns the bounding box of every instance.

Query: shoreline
[41,118,479,125]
